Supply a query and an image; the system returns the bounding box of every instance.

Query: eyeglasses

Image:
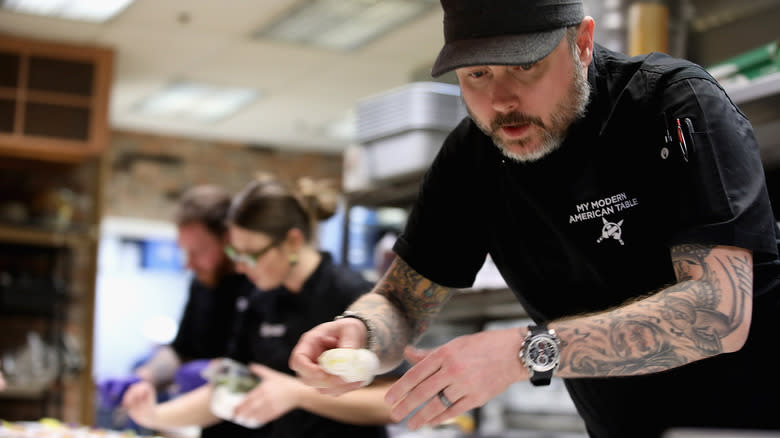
[224,240,280,268]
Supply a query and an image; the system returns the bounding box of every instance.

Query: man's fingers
[389,365,450,422]
[290,351,331,383]
[289,331,339,374]
[385,349,441,404]
[406,386,466,430]
[403,346,431,365]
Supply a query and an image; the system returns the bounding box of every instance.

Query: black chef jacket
[394,44,780,437]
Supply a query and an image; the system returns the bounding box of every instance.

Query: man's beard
[469,52,591,163]
[195,256,233,288]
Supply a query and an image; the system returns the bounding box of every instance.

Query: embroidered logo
[235,296,249,312]
[259,322,286,338]
[596,217,624,246]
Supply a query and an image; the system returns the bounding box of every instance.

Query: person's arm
[123,381,219,430]
[554,243,751,378]
[134,345,182,385]
[296,377,396,425]
[289,257,456,392]
[347,257,457,372]
[234,364,396,426]
[386,243,752,430]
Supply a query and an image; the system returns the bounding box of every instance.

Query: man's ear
[578,16,596,67]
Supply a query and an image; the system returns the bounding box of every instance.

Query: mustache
[490,111,545,132]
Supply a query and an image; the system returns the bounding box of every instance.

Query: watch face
[525,335,560,372]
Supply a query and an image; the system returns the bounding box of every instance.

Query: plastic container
[202,358,262,428]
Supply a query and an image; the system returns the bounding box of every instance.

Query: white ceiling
[0,0,446,154]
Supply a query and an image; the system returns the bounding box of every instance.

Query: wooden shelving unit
[0,34,112,426]
[0,223,93,248]
[0,34,113,163]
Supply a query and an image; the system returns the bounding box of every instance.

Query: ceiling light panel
[1,0,135,22]
[135,82,258,123]
[255,0,436,51]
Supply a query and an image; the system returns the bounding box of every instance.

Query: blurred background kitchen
[0,0,778,437]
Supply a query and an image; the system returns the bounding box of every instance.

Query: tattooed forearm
[349,292,412,365]
[555,244,753,378]
[348,257,455,368]
[724,253,752,327]
[376,257,455,340]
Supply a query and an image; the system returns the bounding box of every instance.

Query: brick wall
[104,130,344,221]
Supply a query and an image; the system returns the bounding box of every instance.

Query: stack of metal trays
[355,82,467,183]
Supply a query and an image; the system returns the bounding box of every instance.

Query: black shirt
[230,252,389,438]
[394,44,780,437]
[169,272,256,438]
[170,272,256,361]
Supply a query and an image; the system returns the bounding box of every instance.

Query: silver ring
[437,389,453,409]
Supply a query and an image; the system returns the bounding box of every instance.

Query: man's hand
[122,381,159,429]
[289,318,372,396]
[385,328,528,430]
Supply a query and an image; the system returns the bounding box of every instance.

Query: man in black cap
[290,1,780,437]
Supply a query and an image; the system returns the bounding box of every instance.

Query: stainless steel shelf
[437,288,527,322]
[725,72,780,105]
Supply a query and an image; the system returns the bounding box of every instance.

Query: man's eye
[469,71,486,79]
[516,63,535,71]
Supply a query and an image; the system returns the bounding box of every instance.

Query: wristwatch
[519,325,561,386]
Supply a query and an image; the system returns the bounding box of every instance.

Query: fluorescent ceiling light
[135,82,258,123]
[255,0,436,51]
[325,111,356,141]
[1,0,135,22]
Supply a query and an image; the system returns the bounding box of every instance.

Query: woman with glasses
[123,176,399,438]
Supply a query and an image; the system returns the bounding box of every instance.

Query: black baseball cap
[431,0,585,77]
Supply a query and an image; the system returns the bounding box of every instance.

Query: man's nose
[490,70,521,113]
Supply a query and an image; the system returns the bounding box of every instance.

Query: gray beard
[469,57,592,163]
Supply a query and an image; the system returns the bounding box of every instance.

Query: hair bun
[296,177,340,221]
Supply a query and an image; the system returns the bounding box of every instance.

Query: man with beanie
[290,1,780,437]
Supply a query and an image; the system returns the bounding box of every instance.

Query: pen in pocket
[675,118,689,162]
[675,117,697,162]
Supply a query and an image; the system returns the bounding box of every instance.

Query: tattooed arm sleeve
[553,244,753,378]
[346,257,457,372]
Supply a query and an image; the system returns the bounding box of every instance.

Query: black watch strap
[530,369,554,386]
